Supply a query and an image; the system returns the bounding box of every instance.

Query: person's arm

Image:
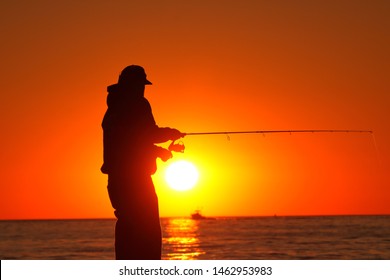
[153,126,185,143]
[153,145,172,162]
[143,99,185,143]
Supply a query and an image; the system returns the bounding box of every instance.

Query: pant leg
[107,174,162,260]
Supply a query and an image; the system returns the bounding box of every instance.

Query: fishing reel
[168,140,185,153]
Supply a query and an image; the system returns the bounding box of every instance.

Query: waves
[1,216,389,260]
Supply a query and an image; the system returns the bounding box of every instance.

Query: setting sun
[165,160,199,191]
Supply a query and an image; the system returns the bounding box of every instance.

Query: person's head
[118,65,152,96]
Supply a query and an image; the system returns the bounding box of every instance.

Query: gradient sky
[1,0,389,219]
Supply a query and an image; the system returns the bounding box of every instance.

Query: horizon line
[1,213,389,221]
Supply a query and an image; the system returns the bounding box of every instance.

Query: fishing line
[370,132,381,166]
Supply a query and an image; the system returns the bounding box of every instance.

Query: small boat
[191,210,206,220]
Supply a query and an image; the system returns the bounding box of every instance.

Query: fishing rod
[185,129,373,136]
[169,129,374,153]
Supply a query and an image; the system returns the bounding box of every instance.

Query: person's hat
[118,65,152,85]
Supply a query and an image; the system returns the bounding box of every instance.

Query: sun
[165,160,199,191]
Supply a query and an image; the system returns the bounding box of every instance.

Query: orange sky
[1,0,389,219]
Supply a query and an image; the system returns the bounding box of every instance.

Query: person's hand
[169,128,186,141]
[158,148,173,162]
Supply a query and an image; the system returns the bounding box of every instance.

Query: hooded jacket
[101,84,173,176]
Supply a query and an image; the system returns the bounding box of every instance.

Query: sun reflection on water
[162,218,205,260]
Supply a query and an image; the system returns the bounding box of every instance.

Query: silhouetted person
[101,65,184,259]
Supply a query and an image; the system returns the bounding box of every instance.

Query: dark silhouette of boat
[191,210,206,220]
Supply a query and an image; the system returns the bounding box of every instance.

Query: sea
[1,216,389,260]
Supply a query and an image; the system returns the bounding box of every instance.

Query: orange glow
[1,1,389,219]
[162,218,204,260]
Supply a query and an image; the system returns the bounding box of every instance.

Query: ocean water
[0,216,389,260]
